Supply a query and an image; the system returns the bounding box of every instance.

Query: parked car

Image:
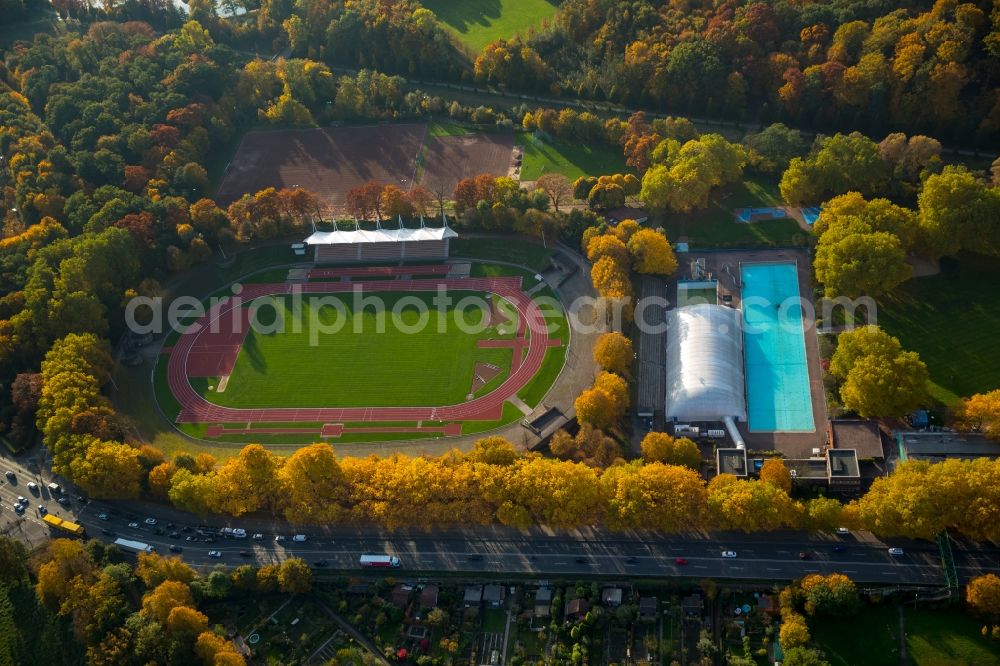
[97,512,109,521]
[185,536,196,542]
[274,535,286,542]
[16,496,26,506]
[144,517,157,526]
[13,504,24,515]
[888,547,905,556]
[674,557,689,565]
[4,471,15,481]
[252,533,264,540]
[127,522,139,529]
[37,505,46,515]
[168,532,180,539]
[26,481,38,491]
[292,534,307,542]
[169,545,183,553]
[207,551,222,558]
[56,497,70,507]
[721,551,738,558]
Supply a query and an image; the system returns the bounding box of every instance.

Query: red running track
[307,265,449,279]
[168,277,549,424]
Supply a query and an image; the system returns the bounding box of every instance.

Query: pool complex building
[665,261,815,439]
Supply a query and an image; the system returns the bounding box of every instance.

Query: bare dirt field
[215,124,428,213]
[418,133,515,195]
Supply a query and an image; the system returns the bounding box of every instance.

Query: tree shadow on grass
[423,0,502,32]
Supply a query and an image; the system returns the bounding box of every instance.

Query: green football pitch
[194,291,522,408]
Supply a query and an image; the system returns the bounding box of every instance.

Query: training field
[418,133,514,194]
[215,124,427,213]
[424,0,560,52]
[193,293,513,408]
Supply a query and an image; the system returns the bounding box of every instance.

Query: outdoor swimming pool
[741,262,815,432]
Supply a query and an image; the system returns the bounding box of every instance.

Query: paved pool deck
[674,248,828,457]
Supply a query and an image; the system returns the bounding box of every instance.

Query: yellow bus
[42,514,85,537]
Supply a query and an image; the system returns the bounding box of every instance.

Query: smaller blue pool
[801,207,821,225]
[741,262,815,432]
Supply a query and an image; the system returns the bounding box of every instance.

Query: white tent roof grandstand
[665,303,747,422]
[304,225,457,245]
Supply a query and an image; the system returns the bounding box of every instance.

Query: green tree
[830,327,928,418]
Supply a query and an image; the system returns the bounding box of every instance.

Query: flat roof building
[897,431,1000,462]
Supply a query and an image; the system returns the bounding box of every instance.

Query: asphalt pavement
[2,455,998,586]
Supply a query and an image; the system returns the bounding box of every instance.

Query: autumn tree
[278,558,313,594]
[345,181,384,221]
[548,423,623,468]
[707,475,801,531]
[277,443,345,523]
[957,390,1000,440]
[135,552,196,588]
[967,574,1000,619]
[593,332,633,375]
[779,613,811,649]
[141,580,193,625]
[535,173,573,212]
[575,372,629,429]
[799,573,859,616]
[918,166,1000,258]
[780,133,890,205]
[759,458,793,493]
[626,228,677,275]
[601,461,709,531]
[830,326,928,418]
[639,432,701,469]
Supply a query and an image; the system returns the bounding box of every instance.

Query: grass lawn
[905,607,1000,665]
[423,0,559,52]
[659,176,807,248]
[516,132,629,181]
[877,253,1000,405]
[812,604,900,666]
[197,292,513,408]
[450,237,552,271]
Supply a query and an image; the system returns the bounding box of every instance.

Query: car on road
[799,551,813,560]
[185,536,196,542]
[274,535,286,542]
[314,560,329,567]
[4,471,15,481]
[127,522,139,529]
[37,505,46,515]
[144,518,157,526]
[467,554,483,561]
[832,545,845,553]
[154,527,165,535]
[203,537,215,544]
[574,557,588,564]
[292,534,307,542]
[56,497,70,507]
[169,545,183,553]
[180,526,191,532]
[836,527,850,535]
[625,557,639,564]
[168,532,179,539]
[252,533,263,540]
[98,512,109,521]
[888,547,905,556]
[239,550,251,557]
[674,557,689,565]
[207,551,222,558]
[101,528,114,536]
[721,551,737,558]
[26,481,38,491]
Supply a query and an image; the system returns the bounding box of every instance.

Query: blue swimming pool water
[741,262,815,432]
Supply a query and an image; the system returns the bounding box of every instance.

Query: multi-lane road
[2,454,998,586]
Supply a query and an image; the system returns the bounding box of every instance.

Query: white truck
[114,538,155,554]
[359,554,401,568]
